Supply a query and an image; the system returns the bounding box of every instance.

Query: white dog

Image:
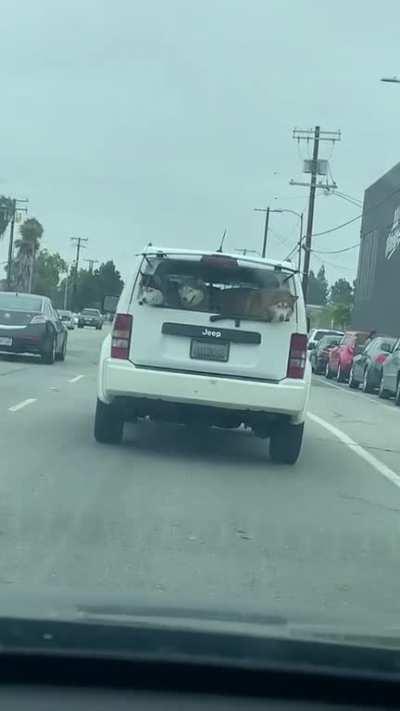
[178,282,206,308]
[140,286,164,306]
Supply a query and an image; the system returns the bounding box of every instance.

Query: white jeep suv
[95,248,310,463]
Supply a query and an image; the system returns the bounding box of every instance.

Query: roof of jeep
[139,246,295,271]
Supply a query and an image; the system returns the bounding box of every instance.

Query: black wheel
[348,368,359,389]
[94,399,123,444]
[378,378,391,399]
[336,363,346,383]
[325,361,333,379]
[395,380,400,407]
[270,421,304,465]
[41,337,56,364]
[56,337,67,362]
[78,324,83,329]
[362,367,374,393]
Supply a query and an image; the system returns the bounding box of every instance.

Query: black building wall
[352,161,400,337]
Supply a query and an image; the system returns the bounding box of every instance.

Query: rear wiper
[210,313,241,326]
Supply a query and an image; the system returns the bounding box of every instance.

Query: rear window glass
[0,293,42,312]
[137,257,297,322]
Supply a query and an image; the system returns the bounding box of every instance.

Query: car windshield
[1,0,400,671]
[0,293,42,312]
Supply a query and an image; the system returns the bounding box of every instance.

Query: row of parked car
[308,328,400,403]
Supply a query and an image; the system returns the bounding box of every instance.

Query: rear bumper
[98,355,310,424]
[0,327,48,355]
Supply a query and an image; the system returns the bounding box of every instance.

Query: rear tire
[325,361,333,380]
[378,378,390,399]
[336,363,346,383]
[362,367,374,393]
[56,337,67,362]
[94,399,123,444]
[41,337,56,364]
[270,421,304,465]
[395,380,400,407]
[348,368,359,389]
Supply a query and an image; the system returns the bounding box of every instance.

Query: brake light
[287,333,307,379]
[200,254,238,269]
[111,313,132,359]
[30,314,47,324]
[375,353,388,365]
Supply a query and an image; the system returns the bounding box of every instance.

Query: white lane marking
[8,398,37,412]
[308,411,400,490]
[69,374,84,383]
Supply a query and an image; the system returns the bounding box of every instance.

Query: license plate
[190,339,229,362]
[0,337,12,346]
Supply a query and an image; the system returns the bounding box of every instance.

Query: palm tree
[13,218,44,292]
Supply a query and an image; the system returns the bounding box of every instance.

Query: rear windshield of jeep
[137,256,296,322]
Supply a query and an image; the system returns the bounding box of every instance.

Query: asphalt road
[1,327,400,625]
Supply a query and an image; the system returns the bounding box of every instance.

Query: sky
[0,0,399,286]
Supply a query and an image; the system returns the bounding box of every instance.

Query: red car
[325,331,369,382]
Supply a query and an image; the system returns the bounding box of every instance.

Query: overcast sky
[0,0,398,284]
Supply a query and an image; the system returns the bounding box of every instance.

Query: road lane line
[308,411,400,491]
[69,375,84,383]
[8,398,37,412]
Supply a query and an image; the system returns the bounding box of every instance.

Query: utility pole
[302,125,320,298]
[70,237,88,311]
[6,198,28,290]
[291,126,341,300]
[254,207,285,258]
[85,258,99,273]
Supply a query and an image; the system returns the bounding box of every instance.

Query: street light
[253,207,286,258]
[270,208,304,271]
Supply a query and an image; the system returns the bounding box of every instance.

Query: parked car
[310,334,343,374]
[348,336,395,392]
[308,328,344,351]
[325,330,369,382]
[0,291,67,364]
[57,309,75,330]
[94,248,311,464]
[379,338,400,403]
[78,308,103,329]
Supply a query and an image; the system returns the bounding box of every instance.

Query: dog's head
[268,292,297,322]
[140,286,164,306]
[178,280,206,308]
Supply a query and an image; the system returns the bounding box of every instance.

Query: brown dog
[217,288,297,322]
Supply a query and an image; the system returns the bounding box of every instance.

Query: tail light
[287,333,307,379]
[111,313,133,359]
[30,314,47,324]
[375,353,388,365]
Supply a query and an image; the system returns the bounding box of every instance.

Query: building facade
[352,161,400,336]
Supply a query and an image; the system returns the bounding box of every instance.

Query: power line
[311,242,360,255]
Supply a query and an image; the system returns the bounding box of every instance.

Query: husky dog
[178,280,207,309]
[218,288,297,322]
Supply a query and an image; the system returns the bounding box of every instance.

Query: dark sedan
[78,308,103,329]
[0,292,67,364]
[348,336,395,392]
[310,334,342,374]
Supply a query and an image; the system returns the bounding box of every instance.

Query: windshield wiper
[210,313,241,326]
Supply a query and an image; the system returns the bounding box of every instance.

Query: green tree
[0,197,14,240]
[330,278,353,305]
[13,218,44,292]
[95,261,124,298]
[330,302,352,329]
[32,249,67,299]
[307,267,329,305]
